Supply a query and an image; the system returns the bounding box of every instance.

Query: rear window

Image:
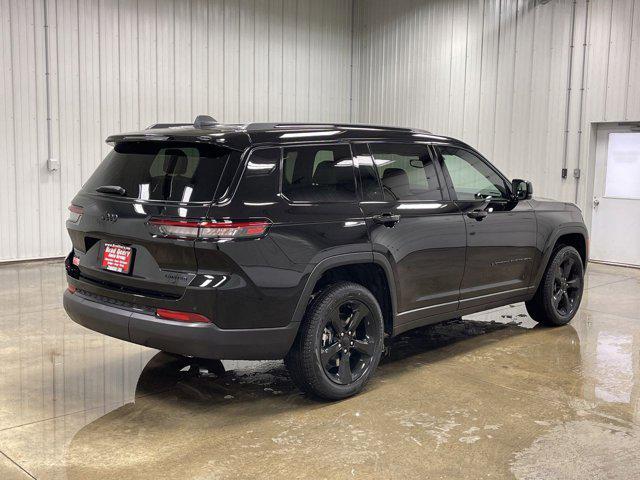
[83,142,238,203]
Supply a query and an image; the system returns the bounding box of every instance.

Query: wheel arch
[291,253,397,336]
[532,223,589,291]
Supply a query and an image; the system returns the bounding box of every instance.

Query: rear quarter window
[83,142,239,203]
[233,147,281,202]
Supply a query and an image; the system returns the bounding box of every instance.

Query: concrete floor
[0,261,639,479]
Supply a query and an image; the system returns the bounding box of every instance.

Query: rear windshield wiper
[96,185,127,196]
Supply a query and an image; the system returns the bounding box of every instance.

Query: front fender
[531,222,589,291]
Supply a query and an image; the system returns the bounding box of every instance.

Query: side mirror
[512,179,533,200]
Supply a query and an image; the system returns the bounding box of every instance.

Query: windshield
[82,141,238,203]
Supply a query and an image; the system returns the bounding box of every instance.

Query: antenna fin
[194,115,218,129]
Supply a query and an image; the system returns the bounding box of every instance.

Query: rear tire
[285,282,384,400]
[526,245,584,326]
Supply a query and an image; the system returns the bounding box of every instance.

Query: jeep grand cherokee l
[64,116,588,400]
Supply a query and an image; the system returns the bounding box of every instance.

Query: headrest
[313,161,336,185]
[163,149,188,176]
[382,168,409,187]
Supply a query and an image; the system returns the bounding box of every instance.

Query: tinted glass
[83,142,236,202]
[235,148,281,202]
[439,147,508,200]
[369,143,442,201]
[282,144,355,202]
[355,153,382,201]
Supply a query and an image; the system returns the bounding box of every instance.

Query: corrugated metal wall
[3,0,640,262]
[352,0,640,214]
[0,0,353,261]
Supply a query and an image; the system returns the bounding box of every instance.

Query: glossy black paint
[455,198,537,307]
[65,122,588,360]
[351,143,466,324]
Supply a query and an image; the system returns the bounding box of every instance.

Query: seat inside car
[312,160,355,199]
[382,167,411,198]
[151,149,192,200]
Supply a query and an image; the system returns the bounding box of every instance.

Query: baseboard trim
[589,259,640,270]
[0,255,65,266]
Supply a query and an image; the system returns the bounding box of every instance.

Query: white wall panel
[353,0,640,213]
[0,0,353,261]
[4,0,640,262]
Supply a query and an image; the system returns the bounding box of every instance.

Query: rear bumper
[63,290,299,360]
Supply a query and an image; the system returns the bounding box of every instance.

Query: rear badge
[163,271,192,285]
[101,213,119,223]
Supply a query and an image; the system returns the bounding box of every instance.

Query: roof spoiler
[145,115,218,130]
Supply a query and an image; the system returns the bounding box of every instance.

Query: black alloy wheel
[526,245,584,326]
[319,300,378,385]
[285,282,384,400]
[551,255,582,317]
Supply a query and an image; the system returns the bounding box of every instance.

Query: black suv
[64,116,588,400]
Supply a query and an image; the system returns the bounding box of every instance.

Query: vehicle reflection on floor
[0,260,639,479]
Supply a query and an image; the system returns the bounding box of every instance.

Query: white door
[591,125,640,267]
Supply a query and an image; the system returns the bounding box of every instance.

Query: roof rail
[145,123,193,130]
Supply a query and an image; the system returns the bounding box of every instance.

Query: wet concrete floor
[0,260,639,479]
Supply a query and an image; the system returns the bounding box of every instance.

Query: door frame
[585,122,640,268]
[584,121,640,234]
[351,140,466,322]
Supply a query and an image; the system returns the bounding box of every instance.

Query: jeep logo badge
[101,213,118,223]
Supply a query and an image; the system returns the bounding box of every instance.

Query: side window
[439,147,509,200]
[282,144,355,202]
[354,152,382,201]
[235,147,280,202]
[368,143,442,201]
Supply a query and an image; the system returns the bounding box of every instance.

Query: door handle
[373,213,401,227]
[467,209,488,221]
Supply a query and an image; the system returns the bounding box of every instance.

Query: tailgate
[66,140,241,300]
[69,195,208,299]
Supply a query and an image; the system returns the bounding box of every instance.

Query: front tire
[285,282,384,400]
[526,245,584,326]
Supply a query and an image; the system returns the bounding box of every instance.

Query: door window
[353,152,382,201]
[281,144,356,202]
[439,147,509,200]
[368,143,442,201]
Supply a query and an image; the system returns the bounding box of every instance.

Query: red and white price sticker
[101,243,132,274]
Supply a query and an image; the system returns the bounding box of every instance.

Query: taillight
[148,219,200,239]
[68,205,83,223]
[67,284,77,294]
[148,218,270,240]
[156,308,210,323]
[199,221,269,238]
